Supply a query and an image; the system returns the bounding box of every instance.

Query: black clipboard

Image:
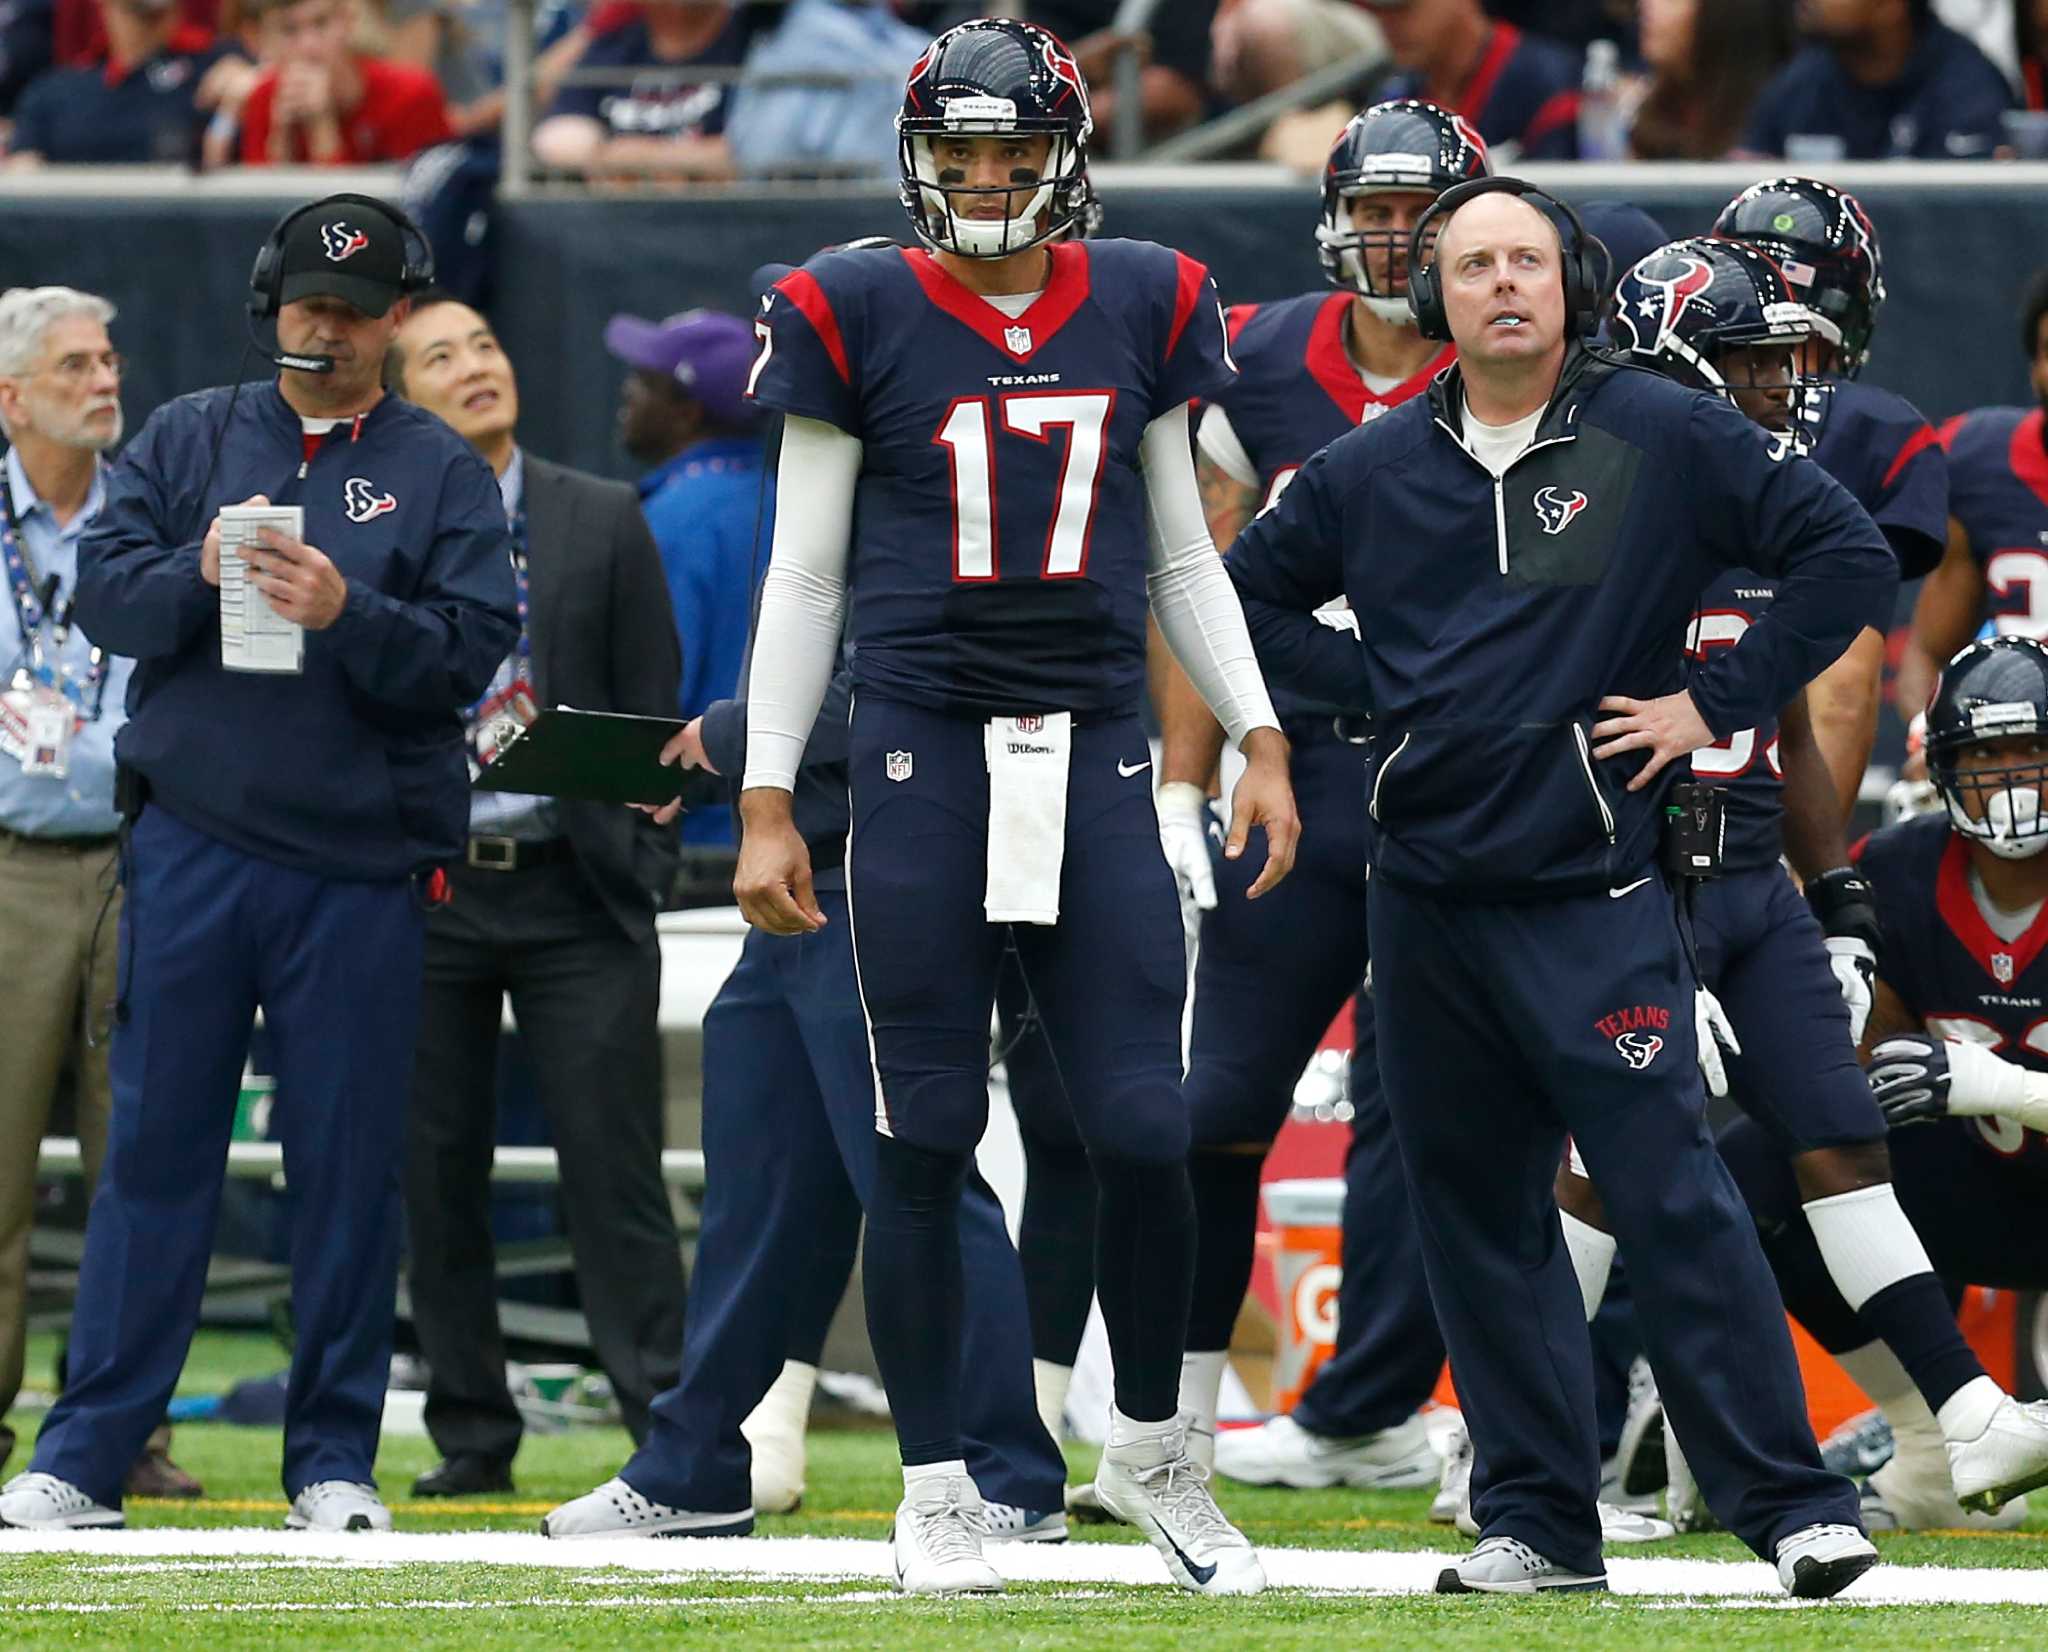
[472,707,693,806]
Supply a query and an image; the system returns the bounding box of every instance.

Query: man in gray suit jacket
[388,295,686,1497]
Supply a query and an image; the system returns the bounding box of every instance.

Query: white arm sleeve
[1195,403,1259,489]
[1141,402,1280,748]
[741,416,862,792]
[1947,1037,2048,1134]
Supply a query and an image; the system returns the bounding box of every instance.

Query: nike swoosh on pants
[1608,877,1653,899]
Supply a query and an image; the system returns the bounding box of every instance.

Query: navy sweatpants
[1371,870,1857,1574]
[33,804,424,1506]
[621,884,1066,1515]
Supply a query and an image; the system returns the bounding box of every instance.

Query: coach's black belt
[464,835,574,872]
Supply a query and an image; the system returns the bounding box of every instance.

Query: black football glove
[1866,1035,1952,1128]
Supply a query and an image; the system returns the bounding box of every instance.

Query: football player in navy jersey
[1137,99,1477,1504]
[708,18,1297,1597]
[1559,239,2048,1535]
[1902,270,2048,711]
[1712,178,1949,822]
[1368,0,1584,162]
[1722,637,2048,1529]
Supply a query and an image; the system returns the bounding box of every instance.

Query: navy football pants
[1182,732,1442,1432]
[33,804,423,1505]
[621,885,1064,1514]
[1372,871,1857,1574]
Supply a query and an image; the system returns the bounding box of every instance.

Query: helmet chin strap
[1360,294,1415,326]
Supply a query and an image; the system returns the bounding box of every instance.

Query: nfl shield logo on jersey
[1016,715,1043,733]
[1004,325,1033,355]
[886,750,913,783]
[1994,951,2016,985]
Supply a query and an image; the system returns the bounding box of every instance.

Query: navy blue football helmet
[1317,99,1490,323]
[1927,637,2048,860]
[1713,177,1885,378]
[897,18,1093,260]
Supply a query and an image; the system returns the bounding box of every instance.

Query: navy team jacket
[75,381,518,880]
[1224,346,1897,901]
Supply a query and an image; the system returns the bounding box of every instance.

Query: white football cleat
[1431,1420,1473,1526]
[893,1473,1002,1596]
[1599,1500,1675,1544]
[1947,1395,2048,1514]
[741,1360,815,1515]
[1663,1423,1719,1532]
[1611,1360,1669,1498]
[542,1475,752,1539]
[982,1500,1068,1542]
[0,1472,122,1530]
[1774,1522,1878,1598]
[1213,1411,1438,1490]
[1436,1535,1606,1594]
[285,1481,391,1533]
[1093,1413,1265,1596]
[1862,1459,2026,1532]
[1063,1479,1123,1525]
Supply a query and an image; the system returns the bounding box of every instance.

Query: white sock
[1178,1350,1228,1472]
[1558,1211,1616,1321]
[1837,1340,1944,1459]
[1032,1358,1073,1448]
[1802,1182,1935,1311]
[902,1457,970,1492]
[1937,1376,2008,1445]
[741,1359,817,1446]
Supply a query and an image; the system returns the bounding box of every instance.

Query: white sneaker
[1430,1420,1473,1526]
[741,1360,815,1516]
[1093,1414,1265,1596]
[1436,1535,1606,1594]
[285,1481,391,1533]
[1663,1424,1718,1532]
[1862,1459,2027,1532]
[1774,1522,1878,1598]
[982,1500,1068,1542]
[0,1472,122,1531]
[1947,1395,2048,1514]
[1599,1500,1675,1543]
[1213,1411,1438,1490]
[1063,1479,1123,1525]
[893,1473,1002,1596]
[542,1475,752,1539]
[1611,1360,1669,1498]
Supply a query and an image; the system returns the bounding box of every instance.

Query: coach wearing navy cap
[605,309,767,847]
[0,194,517,1536]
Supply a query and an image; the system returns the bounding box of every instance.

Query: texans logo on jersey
[1534,486,1588,536]
[343,477,398,523]
[321,223,370,263]
[1615,1031,1664,1070]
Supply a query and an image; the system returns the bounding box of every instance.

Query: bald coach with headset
[0,194,516,1535]
[1222,177,1896,1598]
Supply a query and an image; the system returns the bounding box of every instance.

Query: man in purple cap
[604,308,769,848]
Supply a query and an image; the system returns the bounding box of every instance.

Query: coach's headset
[247,192,436,374]
[1406,176,1611,344]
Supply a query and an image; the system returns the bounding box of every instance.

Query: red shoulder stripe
[1167,251,1207,358]
[1224,302,1260,347]
[774,270,850,384]
[1459,22,1517,121]
[1524,88,1582,146]
[1936,412,1969,452]
[1880,422,1941,491]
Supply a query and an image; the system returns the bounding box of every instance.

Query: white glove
[1694,987,1741,1099]
[1824,935,1875,1047]
[1156,781,1218,939]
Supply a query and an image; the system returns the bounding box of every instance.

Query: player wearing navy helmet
[1558,239,2048,1534]
[1901,270,2048,713]
[1123,99,1478,1508]
[1713,179,1949,822]
[1720,637,2048,1529]
[676,18,1297,1597]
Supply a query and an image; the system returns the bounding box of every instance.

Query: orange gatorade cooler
[1262,1178,1347,1413]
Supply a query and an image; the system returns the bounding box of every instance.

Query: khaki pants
[0,831,119,1463]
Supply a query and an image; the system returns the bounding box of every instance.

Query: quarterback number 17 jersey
[746,238,1236,718]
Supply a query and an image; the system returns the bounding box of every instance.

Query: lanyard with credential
[464,500,531,723]
[1,477,108,719]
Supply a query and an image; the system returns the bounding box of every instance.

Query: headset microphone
[250,310,337,375]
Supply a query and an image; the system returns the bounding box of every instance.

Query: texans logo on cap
[321,223,370,264]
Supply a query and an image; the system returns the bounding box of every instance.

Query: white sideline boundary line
[3,1529,2048,1606]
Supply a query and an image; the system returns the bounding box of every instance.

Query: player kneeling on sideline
[1719,635,2048,1530]
[635,19,1296,1599]
[1553,238,2048,1535]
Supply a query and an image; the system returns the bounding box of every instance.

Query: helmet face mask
[898,21,1092,261]
[1316,99,1489,322]
[1927,639,2048,861]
